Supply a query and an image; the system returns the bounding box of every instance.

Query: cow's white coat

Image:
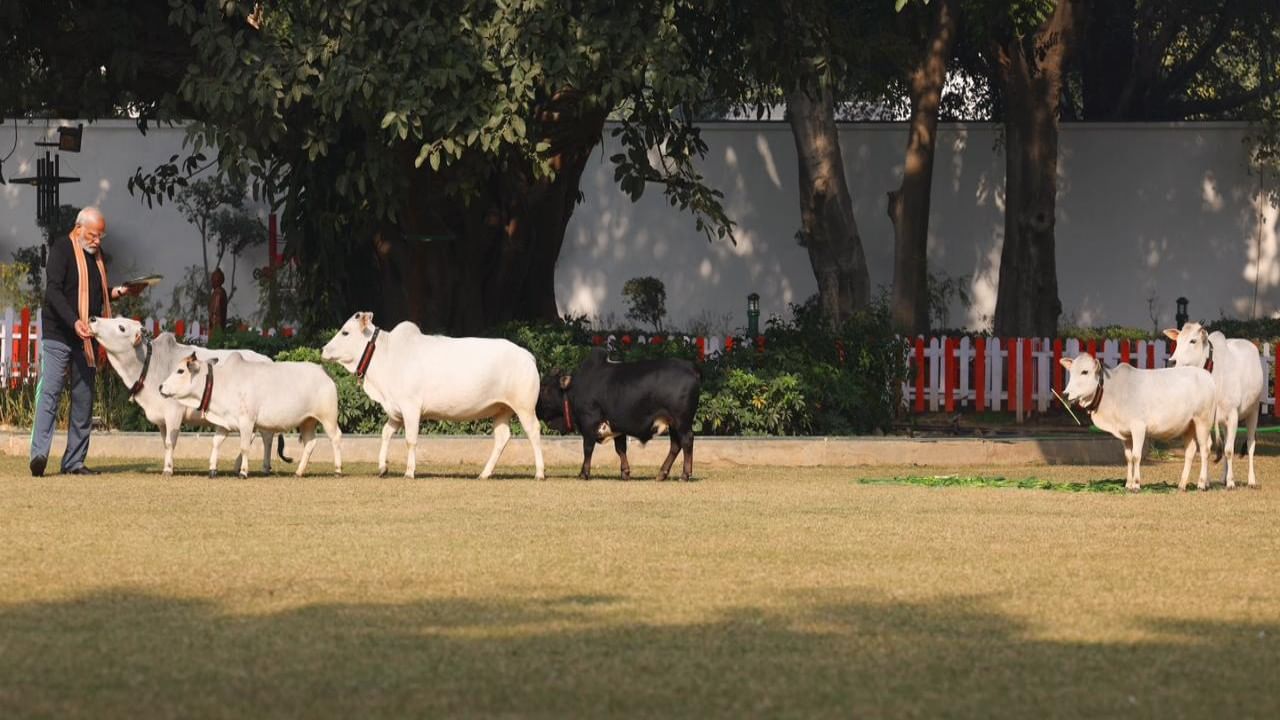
[1166,322,1264,489]
[321,313,545,479]
[90,317,279,475]
[159,353,342,477]
[1061,353,1216,492]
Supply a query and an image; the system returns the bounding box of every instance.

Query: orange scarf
[70,235,111,368]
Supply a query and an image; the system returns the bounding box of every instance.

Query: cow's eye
[1082,370,1089,375]
[1190,339,1196,344]
[118,324,125,332]
[341,331,349,336]
[177,369,184,375]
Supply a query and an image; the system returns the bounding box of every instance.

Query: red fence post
[175,320,186,339]
[695,336,706,361]
[913,337,925,414]
[18,306,31,387]
[1052,338,1064,394]
[974,337,987,410]
[1120,339,1131,366]
[1146,342,1155,369]
[1086,339,1098,358]
[153,319,161,336]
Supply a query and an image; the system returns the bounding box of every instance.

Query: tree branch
[1170,76,1280,118]
[1156,4,1239,100]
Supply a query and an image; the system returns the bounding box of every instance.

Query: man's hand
[75,319,94,339]
[111,284,143,300]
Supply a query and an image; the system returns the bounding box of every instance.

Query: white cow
[159,352,342,478]
[1060,353,1216,492]
[1165,322,1264,489]
[90,317,287,475]
[320,312,545,480]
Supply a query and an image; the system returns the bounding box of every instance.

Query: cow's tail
[277,434,294,464]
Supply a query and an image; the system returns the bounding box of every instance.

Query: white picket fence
[0,307,298,386]
[903,336,1280,422]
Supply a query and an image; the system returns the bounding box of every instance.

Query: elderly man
[29,208,141,476]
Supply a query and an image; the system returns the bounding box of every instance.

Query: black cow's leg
[614,435,631,481]
[579,435,595,480]
[657,434,680,481]
[680,430,694,481]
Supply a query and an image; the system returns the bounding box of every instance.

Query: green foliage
[858,475,1179,494]
[0,262,39,309]
[1205,318,1280,341]
[696,369,810,435]
[926,271,972,331]
[1058,325,1160,341]
[621,277,667,333]
[273,346,383,434]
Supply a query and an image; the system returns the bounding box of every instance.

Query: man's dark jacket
[42,238,105,346]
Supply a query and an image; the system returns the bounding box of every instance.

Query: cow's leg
[208,427,228,478]
[261,432,273,473]
[656,434,681,482]
[680,430,694,481]
[1195,415,1211,491]
[378,418,402,478]
[479,410,513,480]
[1245,406,1260,488]
[614,435,631,481]
[321,417,343,476]
[162,407,184,476]
[295,418,319,477]
[237,419,255,478]
[1178,429,1197,491]
[1130,425,1146,492]
[403,410,421,479]
[579,436,595,480]
[514,407,545,481]
[1121,438,1134,489]
[1222,407,1240,489]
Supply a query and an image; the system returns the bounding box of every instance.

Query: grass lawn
[1,450,1278,719]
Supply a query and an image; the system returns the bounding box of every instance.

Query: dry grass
[2,447,1279,719]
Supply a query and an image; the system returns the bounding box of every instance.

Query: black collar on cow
[356,328,381,382]
[1083,366,1106,414]
[197,365,215,417]
[128,335,154,397]
[562,394,574,432]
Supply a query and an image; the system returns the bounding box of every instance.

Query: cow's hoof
[620,473,631,482]
[377,467,388,478]
[1225,482,1236,491]
[1197,482,1208,492]
[681,475,693,482]
[1128,485,1141,494]
[403,472,415,480]
[240,472,250,479]
[333,471,343,477]
[656,474,669,482]
[161,469,173,477]
[208,471,217,479]
[535,474,546,481]
[1248,481,1260,490]
[578,474,590,481]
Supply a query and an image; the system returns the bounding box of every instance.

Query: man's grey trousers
[29,336,95,472]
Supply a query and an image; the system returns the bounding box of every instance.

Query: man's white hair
[74,207,104,227]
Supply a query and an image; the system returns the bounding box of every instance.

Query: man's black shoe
[29,455,47,477]
[66,467,100,476]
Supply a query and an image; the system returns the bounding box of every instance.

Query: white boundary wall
[3,119,1276,331]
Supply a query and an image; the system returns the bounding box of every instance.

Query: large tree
[2,0,737,333]
[888,0,958,335]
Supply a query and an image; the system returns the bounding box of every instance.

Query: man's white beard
[83,246,98,255]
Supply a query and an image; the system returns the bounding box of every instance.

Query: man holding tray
[29,207,146,476]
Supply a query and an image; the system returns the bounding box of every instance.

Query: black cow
[536,348,700,481]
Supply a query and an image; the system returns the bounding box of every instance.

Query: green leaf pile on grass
[858,475,1179,494]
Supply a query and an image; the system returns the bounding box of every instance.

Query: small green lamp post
[747,292,760,338]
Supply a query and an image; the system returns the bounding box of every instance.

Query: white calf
[90,317,285,475]
[321,312,545,480]
[1060,353,1216,492]
[1166,322,1264,489]
[159,353,342,478]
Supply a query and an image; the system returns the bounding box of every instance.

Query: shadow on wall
[1,589,1277,717]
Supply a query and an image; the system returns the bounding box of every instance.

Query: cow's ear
[1162,328,1179,340]
[1059,357,1073,370]
[358,312,374,329]
[208,358,219,366]
[132,330,143,347]
[559,374,573,390]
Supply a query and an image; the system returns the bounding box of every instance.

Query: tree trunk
[992,0,1075,338]
[786,81,870,327]
[889,0,957,335]
[361,94,605,335]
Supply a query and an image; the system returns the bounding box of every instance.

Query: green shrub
[1205,318,1280,341]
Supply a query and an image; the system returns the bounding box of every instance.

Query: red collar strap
[1203,346,1214,373]
[129,335,154,396]
[563,396,574,432]
[198,366,215,416]
[356,328,380,381]
[1083,368,1105,413]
